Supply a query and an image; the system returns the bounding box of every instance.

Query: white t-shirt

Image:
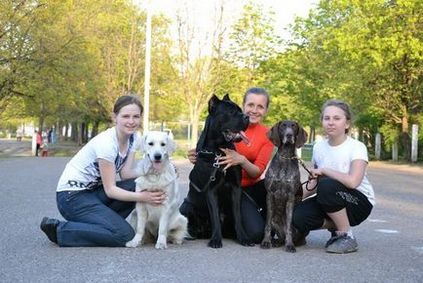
[312,136,375,205]
[57,127,140,192]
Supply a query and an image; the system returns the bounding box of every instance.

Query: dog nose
[243,115,249,124]
[154,153,162,161]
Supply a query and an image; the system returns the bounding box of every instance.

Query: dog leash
[279,156,318,192]
[190,152,224,193]
[296,158,319,192]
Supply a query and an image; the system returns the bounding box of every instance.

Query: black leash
[278,155,318,192]
[297,158,319,192]
[190,151,224,193]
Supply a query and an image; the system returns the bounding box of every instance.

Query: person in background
[35,130,42,157]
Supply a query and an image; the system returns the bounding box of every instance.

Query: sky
[139,0,319,40]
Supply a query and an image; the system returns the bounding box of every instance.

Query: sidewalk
[0,139,80,158]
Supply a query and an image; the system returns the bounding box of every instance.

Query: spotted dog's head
[267,120,308,148]
[140,131,176,171]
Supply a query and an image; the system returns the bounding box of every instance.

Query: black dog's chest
[189,158,240,192]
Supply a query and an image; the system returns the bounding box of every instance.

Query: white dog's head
[140,131,176,171]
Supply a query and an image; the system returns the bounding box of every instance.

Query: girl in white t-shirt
[293,99,374,254]
[40,95,167,247]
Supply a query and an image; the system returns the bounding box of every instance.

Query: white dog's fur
[126,131,187,249]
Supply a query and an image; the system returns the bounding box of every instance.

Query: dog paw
[126,234,142,248]
[155,236,168,249]
[208,239,222,248]
[260,240,271,249]
[173,238,184,245]
[155,241,167,249]
[285,244,296,253]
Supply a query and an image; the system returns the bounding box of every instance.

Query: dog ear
[295,124,308,148]
[267,122,282,147]
[139,133,148,153]
[166,134,176,155]
[208,95,220,114]
[222,93,230,101]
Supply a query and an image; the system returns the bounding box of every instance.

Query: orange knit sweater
[235,123,274,187]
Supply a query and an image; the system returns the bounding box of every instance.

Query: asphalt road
[1,156,422,283]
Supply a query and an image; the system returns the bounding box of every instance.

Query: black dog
[260,120,307,252]
[185,94,253,248]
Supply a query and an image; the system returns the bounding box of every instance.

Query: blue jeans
[56,179,136,247]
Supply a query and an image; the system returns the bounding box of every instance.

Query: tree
[173,0,229,147]
[225,1,281,87]
[311,0,423,159]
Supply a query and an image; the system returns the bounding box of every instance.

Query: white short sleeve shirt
[57,127,140,192]
[312,136,375,205]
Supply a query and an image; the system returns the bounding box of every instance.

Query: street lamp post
[143,0,152,133]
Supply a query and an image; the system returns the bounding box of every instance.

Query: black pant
[292,177,373,233]
[180,180,267,243]
[36,144,41,156]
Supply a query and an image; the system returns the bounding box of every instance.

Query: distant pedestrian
[16,129,23,141]
[35,131,42,157]
[47,128,52,143]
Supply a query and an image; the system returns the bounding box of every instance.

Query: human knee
[316,177,347,212]
[317,177,344,198]
[113,224,135,246]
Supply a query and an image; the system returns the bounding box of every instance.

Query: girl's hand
[218,148,246,171]
[138,190,167,206]
[310,168,324,179]
[187,148,197,164]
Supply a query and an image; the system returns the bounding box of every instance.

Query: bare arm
[98,159,166,205]
[119,151,140,179]
[311,159,367,189]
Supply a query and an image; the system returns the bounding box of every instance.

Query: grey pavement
[1,153,423,282]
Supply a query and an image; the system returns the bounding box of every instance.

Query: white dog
[126,131,188,249]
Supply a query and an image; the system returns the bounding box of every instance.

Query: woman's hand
[218,148,246,171]
[187,148,197,164]
[138,190,167,206]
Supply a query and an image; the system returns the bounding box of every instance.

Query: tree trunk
[71,122,78,143]
[401,116,411,161]
[190,109,200,148]
[77,122,83,146]
[92,121,99,138]
[308,127,315,143]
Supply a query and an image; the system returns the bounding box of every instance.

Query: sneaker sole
[326,246,358,254]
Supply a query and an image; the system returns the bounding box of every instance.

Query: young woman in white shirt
[40,95,166,247]
[293,99,375,254]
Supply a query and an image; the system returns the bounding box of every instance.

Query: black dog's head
[268,120,307,148]
[197,94,249,152]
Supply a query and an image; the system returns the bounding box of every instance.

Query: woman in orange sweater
[182,87,274,243]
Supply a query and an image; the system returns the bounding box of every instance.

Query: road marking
[368,219,387,223]
[375,229,399,234]
[411,247,423,255]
